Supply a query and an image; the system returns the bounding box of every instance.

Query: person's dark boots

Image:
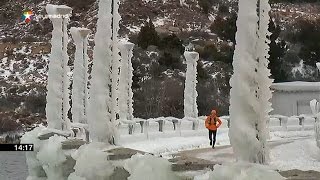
[212,146,215,149]
[210,141,212,146]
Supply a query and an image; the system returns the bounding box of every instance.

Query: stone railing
[268,115,316,131]
[64,115,316,144]
[28,114,316,179]
[116,115,316,144]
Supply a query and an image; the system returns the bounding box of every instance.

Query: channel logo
[22,10,33,23]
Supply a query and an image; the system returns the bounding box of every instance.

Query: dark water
[0,152,28,180]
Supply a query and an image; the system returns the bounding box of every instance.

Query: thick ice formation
[87,0,116,143]
[45,4,66,130]
[36,135,67,180]
[310,99,320,148]
[183,51,199,118]
[68,143,114,180]
[194,162,285,180]
[67,174,86,180]
[124,154,181,180]
[45,4,72,131]
[229,0,272,164]
[21,126,46,180]
[70,27,90,124]
[255,0,273,161]
[316,117,320,149]
[110,0,122,122]
[118,42,135,121]
[67,147,181,180]
[313,63,320,149]
[60,6,72,131]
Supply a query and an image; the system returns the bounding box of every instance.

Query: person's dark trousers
[208,130,217,147]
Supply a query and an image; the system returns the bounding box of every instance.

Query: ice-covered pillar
[45,5,72,130]
[314,63,320,148]
[255,0,273,163]
[118,42,135,121]
[88,0,116,144]
[183,51,199,118]
[110,0,122,122]
[70,28,90,124]
[229,0,272,164]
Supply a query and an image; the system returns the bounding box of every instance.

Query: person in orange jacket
[205,109,222,149]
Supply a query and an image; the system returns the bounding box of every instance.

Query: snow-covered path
[122,130,230,155]
[270,138,320,171]
[122,130,320,171]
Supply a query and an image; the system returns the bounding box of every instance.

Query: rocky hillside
[0,0,320,133]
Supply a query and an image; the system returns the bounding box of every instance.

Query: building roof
[271,81,320,92]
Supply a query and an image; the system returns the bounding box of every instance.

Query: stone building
[270,81,320,116]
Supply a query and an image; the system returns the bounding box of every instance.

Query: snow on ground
[197,146,235,163]
[153,17,168,27]
[122,129,319,171]
[122,129,314,155]
[271,81,320,91]
[195,132,319,171]
[291,60,305,75]
[122,130,230,155]
[270,138,320,171]
[270,130,314,139]
[127,25,142,33]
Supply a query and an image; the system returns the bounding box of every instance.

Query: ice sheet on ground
[194,162,285,180]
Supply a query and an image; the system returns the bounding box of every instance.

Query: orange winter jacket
[205,115,222,131]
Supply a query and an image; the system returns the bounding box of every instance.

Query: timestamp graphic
[0,144,34,151]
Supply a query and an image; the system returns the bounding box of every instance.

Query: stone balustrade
[66,115,316,144]
[116,115,316,144]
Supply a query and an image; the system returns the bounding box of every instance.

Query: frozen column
[111,0,122,122]
[88,0,115,143]
[315,63,320,148]
[70,28,90,124]
[118,42,135,121]
[229,0,272,164]
[58,6,72,131]
[229,0,259,163]
[45,4,72,130]
[255,0,273,163]
[184,51,199,118]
